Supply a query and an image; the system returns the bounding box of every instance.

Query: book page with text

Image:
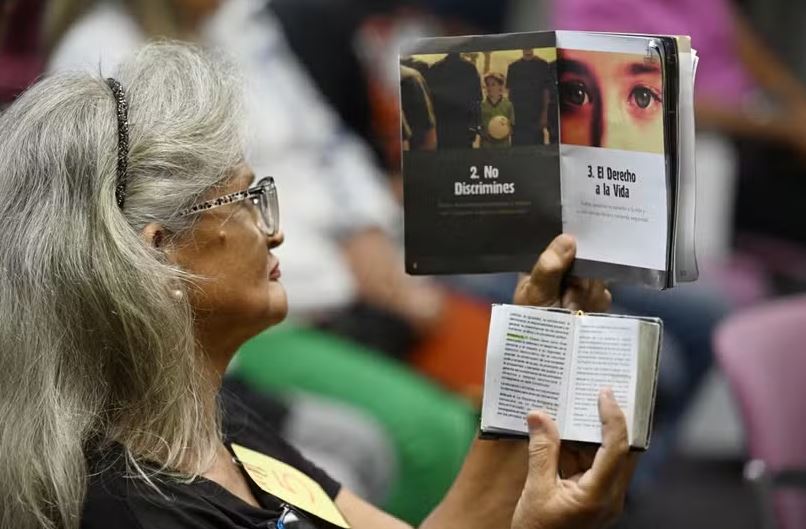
[562,316,639,444]
[556,32,670,273]
[482,306,575,433]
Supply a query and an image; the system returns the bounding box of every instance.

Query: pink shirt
[553,0,756,105]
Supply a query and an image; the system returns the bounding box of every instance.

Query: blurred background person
[0,0,42,109]
[0,0,14,38]
[269,0,511,171]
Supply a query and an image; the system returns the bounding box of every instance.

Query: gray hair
[0,42,245,529]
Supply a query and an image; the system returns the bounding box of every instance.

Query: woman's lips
[269,261,282,280]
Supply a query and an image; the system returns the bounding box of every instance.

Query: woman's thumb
[525,411,561,487]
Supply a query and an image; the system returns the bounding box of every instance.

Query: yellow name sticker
[230,443,350,528]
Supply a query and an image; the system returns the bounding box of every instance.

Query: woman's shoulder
[82,466,147,529]
[82,465,133,529]
[80,391,339,529]
[81,448,155,529]
[81,447,246,529]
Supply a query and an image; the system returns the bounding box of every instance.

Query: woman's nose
[267,229,284,250]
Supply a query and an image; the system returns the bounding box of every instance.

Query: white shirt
[49,0,400,315]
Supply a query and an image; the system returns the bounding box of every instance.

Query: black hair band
[105,77,129,209]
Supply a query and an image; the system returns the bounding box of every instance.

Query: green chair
[229,322,477,524]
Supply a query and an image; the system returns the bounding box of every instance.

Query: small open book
[481,305,662,449]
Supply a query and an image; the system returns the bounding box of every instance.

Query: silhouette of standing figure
[425,53,482,149]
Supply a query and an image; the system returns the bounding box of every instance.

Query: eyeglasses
[273,504,319,529]
[179,176,279,236]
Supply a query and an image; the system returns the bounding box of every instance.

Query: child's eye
[629,86,661,109]
[559,81,590,107]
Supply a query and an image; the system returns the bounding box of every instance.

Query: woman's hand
[511,234,633,529]
[511,389,637,529]
[513,234,611,313]
[414,235,631,529]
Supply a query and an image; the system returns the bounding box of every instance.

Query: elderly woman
[0,43,633,529]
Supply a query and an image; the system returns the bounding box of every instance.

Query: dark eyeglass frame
[179,176,279,236]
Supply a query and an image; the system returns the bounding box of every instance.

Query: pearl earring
[173,289,183,301]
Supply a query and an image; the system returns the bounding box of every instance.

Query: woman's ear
[140,222,165,250]
[141,223,183,266]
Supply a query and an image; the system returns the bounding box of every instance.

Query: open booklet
[480,305,662,449]
[401,30,700,289]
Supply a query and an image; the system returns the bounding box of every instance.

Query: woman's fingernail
[527,412,546,434]
[556,233,575,252]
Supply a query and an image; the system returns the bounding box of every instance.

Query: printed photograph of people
[400,48,556,150]
[480,72,514,148]
[400,64,437,151]
[557,49,665,153]
[507,49,553,146]
[421,52,482,149]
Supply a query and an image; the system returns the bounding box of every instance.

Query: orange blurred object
[409,292,492,403]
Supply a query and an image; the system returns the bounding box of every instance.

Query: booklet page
[560,147,669,270]
[483,306,574,432]
[562,316,639,443]
[673,45,699,283]
[401,32,563,275]
[556,33,670,272]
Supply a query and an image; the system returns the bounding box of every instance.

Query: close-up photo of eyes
[557,49,665,153]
